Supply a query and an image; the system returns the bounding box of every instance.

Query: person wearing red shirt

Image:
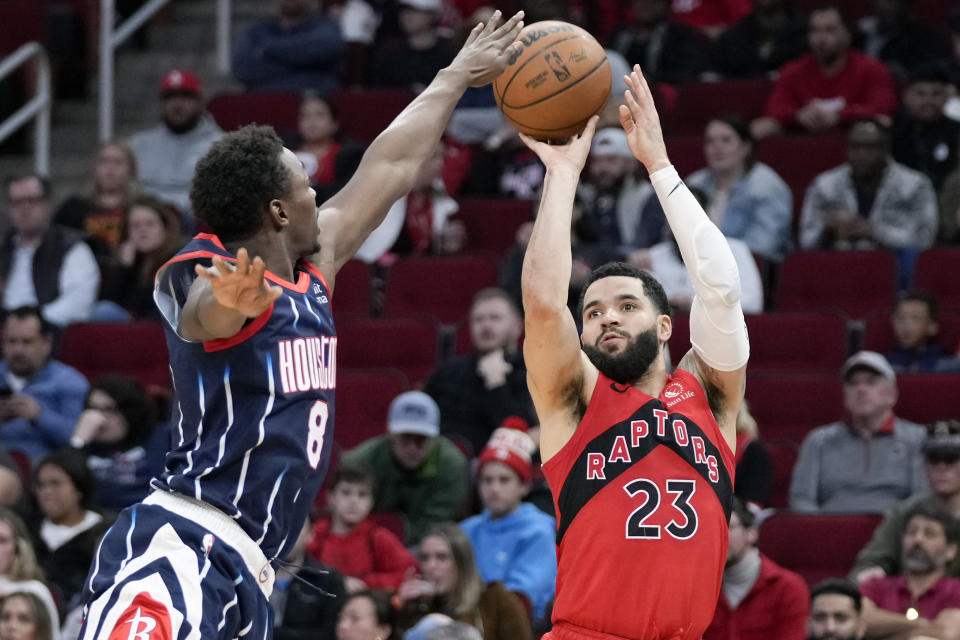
[704,497,808,640]
[308,465,418,592]
[751,2,896,139]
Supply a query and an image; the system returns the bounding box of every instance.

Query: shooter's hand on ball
[447,10,525,87]
[518,115,599,174]
[195,247,282,319]
[619,65,670,174]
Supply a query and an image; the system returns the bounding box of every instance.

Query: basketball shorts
[78,490,276,640]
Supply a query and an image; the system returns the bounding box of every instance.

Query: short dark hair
[189,125,292,242]
[904,502,960,545]
[896,289,939,322]
[810,578,862,612]
[576,262,672,319]
[809,1,854,35]
[35,448,96,511]
[906,63,951,87]
[329,464,374,492]
[3,306,54,337]
[87,375,157,448]
[730,496,755,528]
[301,92,339,122]
[343,590,400,640]
[2,172,51,201]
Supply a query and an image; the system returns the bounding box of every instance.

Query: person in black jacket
[712,0,808,78]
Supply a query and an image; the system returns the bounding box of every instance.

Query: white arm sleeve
[650,165,749,371]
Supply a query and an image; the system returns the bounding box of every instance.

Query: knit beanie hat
[477,416,536,482]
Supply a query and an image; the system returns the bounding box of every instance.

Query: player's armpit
[676,348,744,450]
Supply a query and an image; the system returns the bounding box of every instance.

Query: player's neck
[224,233,296,283]
[628,358,668,398]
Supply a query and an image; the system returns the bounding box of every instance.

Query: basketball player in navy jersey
[76,12,524,640]
[520,67,750,639]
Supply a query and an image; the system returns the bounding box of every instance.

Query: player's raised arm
[620,66,748,445]
[310,10,524,283]
[519,117,599,460]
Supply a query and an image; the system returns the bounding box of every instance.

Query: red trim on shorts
[203,303,274,352]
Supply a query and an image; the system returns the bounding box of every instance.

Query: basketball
[494,21,611,141]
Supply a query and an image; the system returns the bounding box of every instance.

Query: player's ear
[269,198,288,228]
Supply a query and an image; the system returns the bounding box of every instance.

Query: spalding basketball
[494,21,611,141]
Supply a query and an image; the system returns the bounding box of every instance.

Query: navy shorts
[78,491,276,640]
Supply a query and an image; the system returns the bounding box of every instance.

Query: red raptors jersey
[542,369,736,640]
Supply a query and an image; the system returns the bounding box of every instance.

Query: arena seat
[336,315,441,386]
[756,133,848,221]
[59,322,170,391]
[329,89,415,143]
[895,374,960,425]
[383,256,499,324]
[758,512,883,586]
[763,439,799,509]
[370,511,407,542]
[207,92,300,135]
[669,80,773,136]
[0,1,46,54]
[776,251,897,319]
[334,368,409,451]
[862,309,960,355]
[745,312,848,372]
[663,136,703,178]
[745,372,843,444]
[913,248,960,310]
[332,259,371,316]
[457,198,533,257]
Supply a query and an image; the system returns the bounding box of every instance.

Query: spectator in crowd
[790,351,928,513]
[31,449,110,612]
[807,578,865,640]
[608,0,710,85]
[798,119,938,261]
[0,449,21,508]
[669,0,751,39]
[460,418,555,620]
[372,0,456,91]
[307,465,418,593]
[733,401,772,510]
[857,0,946,83]
[941,165,960,244]
[859,502,960,638]
[295,94,345,191]
[852,419,960,583]
[891,66,960,193]
[946,9,960,123]
[711,0,807,79]
[335,590,400,640]
[0,510,59,640]
[885,291,956,374]
[98,196,182,322]
[232,0,343,94]
[53,140,139,253]
[395,523,532,640]
[343,392,468,545]
[424,289,532,456]
[0,307,88,460]
[273,517,346,640]
[67,375,165,512]
[423,621,482,640]
[337,0,383,87]
[0,592,53,640]
[129,69,222,219]
[0,174,99,327]
[575,128,662,260]
[704,497,808,640]
[751,3,897,139]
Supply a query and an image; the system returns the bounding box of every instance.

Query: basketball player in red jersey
[520,66,750,640]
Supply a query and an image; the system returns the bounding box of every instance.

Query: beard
[582,326,660,384]
[902,544,937,575]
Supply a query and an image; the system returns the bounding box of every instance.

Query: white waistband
[143,490,275,597]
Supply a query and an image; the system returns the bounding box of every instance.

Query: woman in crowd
[335,590,400,640]
[68,375,163,512]
[734,401,773,511]
[0,511,58,640]
[395,523,531,640]
[296,94,343,188]
[0,592,53,640]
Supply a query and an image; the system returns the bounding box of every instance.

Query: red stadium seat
[745,372,843,444]
[756,133,848,223]
[669,80,773,136]
[207,92,300,135]
[457,198,533,257]
[745,312,848,372]
[336,315,441,386]
[666,314,691,366]
[764,439,799,509]
[332,259,371,316]
[895,374,960,424]
[913,249,960,310]
[370,511,408,542]
[776,251,897,319]
[664,136,704,179]
[59,322,170,391]
[863,310,960,355]
[384,256,499,324]
[758,512,883,586]
[0,1,46,54]
[330,89,415,143]
[334,368,409,451]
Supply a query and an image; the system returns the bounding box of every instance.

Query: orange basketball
[494,21,611,141]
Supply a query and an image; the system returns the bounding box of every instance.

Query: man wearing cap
[129,69,222,218]
[342,391,468,545]
[576,127,664,261]
[790,350,928,513]
[372,0,456,91]
[852,420,960,583]
[460,417,556,621]
[232,0,343,94]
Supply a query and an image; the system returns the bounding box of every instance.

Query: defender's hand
[447,10,525,88]
[194,248,282,319]
[518,115,599,173]
[619,65,670,174]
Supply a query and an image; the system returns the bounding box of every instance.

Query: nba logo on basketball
[107,593,173,640]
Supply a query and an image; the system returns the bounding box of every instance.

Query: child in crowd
[887,290,956,373]
[307,465,417,593]
[459,417,556,621]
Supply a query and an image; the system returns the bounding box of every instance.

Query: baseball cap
[160,69,202,96]
[477,416,536,482]
[590,128,633,159]
[841,351,896,385]
[924,420,960,458]
[399,0,443,11]
[388,391,440,437]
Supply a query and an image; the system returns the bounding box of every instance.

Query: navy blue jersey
[152,233,336,561]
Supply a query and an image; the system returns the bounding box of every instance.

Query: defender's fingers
[235,247,250,274]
